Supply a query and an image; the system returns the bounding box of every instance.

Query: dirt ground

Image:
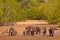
[0,31,60,40]
[0,21,60,40]
[0,25,60,40]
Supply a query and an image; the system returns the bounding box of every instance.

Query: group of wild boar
[8,26,54,37]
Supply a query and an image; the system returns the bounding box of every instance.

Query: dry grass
[0,26,60,40]
[0,34,60,40]
[0,21,60,40]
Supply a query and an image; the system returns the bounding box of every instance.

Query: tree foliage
[0,0,60,25]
